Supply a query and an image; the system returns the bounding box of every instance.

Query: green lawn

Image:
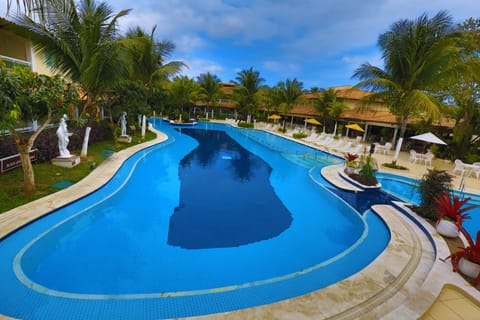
[0,131,156,213]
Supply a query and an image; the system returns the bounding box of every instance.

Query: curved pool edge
[1,122,478,319]
[0,124,168,241]
[181,203,477,320]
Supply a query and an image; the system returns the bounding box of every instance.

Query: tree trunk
[17,144,36,197]
[392,112,410,165]
[9,112,52,197]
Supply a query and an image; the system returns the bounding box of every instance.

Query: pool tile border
[1,123,479,319]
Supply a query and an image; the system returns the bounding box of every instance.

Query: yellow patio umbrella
[304,118,321,125]
[345,123,365,132]
[268,114,282,120]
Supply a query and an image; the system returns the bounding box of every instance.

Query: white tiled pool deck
[0,124,479,320]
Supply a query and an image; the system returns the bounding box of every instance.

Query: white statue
[56,115,73,158]
[120,112,127,136]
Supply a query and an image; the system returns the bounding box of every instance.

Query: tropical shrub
[293,132,308,139]
[416,169,453,220]
[357,155,378,185]
[238,122,254,128]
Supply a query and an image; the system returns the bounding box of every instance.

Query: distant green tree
[276,78,304,128]
[168,76,200,120]
[197,72,222,118]
[232,68,265,121]
[260,86,281,117]
[313,88,342,133]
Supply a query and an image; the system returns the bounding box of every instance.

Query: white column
[141,115,146,138]
[80,127,91,158]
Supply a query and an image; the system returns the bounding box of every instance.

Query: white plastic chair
[382,142,392,154]
[452,159,465,175]
[424,151,434,166]
[409,150,420,163]
[471,162,480,179]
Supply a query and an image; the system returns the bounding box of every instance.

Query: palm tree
[121,26,185,99]
[259,86,281,117]
[327,99,347,136]
[276,78,304,128]
[232,67,265,121]
[197,72,222,118]
[352,11,460,163]
[6,0,48,16]
[9,0,130,119]
[168,76,200,120]
[313,88,338,133]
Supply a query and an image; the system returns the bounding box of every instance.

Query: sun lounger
[335,141,353,153]
[346,144,365,155]
[315,137,333,147]
[304,133,319,142]
[328,139,345,149]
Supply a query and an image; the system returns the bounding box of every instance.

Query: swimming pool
[0,120,390,320]
[377,172,480,236]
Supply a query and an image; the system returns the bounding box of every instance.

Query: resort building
[0,18,53,76]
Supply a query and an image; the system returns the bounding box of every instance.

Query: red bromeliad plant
[442,230,480,286]
[344,153,359,168]
[433,192,477,229]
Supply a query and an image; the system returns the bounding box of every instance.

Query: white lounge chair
[329,139,345,150]
[315,137,333,147]
[304,133,319,142]
[346,144,364,155]
[336,141,353,153]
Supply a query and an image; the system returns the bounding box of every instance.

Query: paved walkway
[0,123,479,319]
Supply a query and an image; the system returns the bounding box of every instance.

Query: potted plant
[442,230,480,286]
[344,153,359,174]
[433,192,478,238]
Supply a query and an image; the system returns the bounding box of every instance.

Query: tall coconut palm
[121,26,185,98]
[313,88,339,133]
[197,72,221,118]
[353,11,460,163]
[232,67,265,121]
[9,0,130,119]
[168,76,200,120]
[276,78,304,128]
[6,0,48,16]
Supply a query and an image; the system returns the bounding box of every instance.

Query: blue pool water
[377,172,480,237]
[0,120,392,320]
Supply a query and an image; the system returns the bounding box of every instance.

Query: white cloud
[178,58,225,80]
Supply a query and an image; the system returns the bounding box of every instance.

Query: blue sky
[4,0,480,89]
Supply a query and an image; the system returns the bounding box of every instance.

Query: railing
[0,55,32,69]
[231,126,341,165]
[0,123,56,136]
